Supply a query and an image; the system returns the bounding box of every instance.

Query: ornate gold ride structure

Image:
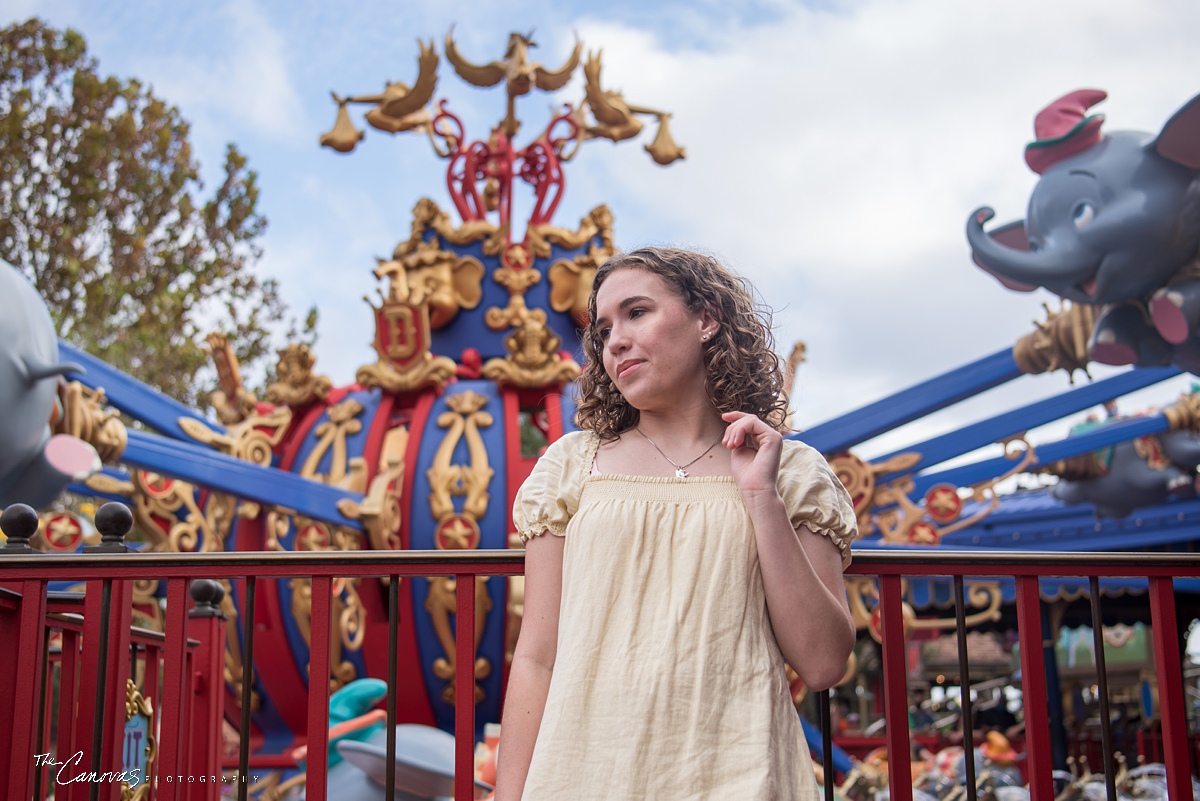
[49,28,688,753]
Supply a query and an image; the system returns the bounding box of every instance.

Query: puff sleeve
[776,440,859,569]
[513,430,593,545]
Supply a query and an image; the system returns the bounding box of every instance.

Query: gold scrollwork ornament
[427,391,494,522]
[179,404,293,467]
[424,390,495,702]
[54,381,127,463]
[356,292,457,393]
[266,343,333,407]
[482,311,581,388]
[427,576,494,703]
[540,204,615,327]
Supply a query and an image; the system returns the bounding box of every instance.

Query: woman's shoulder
[779,438,830,472]
[543,429,597,460]
[528,429,598,477]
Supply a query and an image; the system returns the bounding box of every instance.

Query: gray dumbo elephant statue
[967,89,1200,373]
[1049,422,1200,518]
[0,261,100,510]
[301,725,493,801]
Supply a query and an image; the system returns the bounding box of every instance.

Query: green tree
[0,18,315,407]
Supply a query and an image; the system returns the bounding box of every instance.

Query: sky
[6,0,1200,467]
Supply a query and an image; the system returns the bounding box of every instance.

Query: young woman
[495,247,858,800]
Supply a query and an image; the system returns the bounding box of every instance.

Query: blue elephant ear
[1155,93,1200,169]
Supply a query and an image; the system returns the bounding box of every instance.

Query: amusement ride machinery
[13,31,1200,791]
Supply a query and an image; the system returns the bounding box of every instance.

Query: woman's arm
[493,531,565,801]
[722,411,855,690]
[747,503,855,689]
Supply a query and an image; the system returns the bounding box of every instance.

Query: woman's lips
[617,360,642,379]
[1081,277,1098,296]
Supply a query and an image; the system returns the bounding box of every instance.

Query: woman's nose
[606,326,630,353]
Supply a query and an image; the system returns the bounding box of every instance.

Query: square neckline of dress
[585,431,738,483]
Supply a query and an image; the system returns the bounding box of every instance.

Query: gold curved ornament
[131,578,164,632]
[528,204,613,253]
[130,470,239,554]
[539,205,615,327]
[338,424,408,551]
[319,95,365,153]
[830,438,1033,546]
[218,581,260,713]
[428,391,494,522]
[1013,301,1096,380]
[445,31,583,138]
[781,342,808,432]
[644,113,687,165]
[266,344,332,406]
[322,40,438,152]
[300,398,367,491]
[826,451,921,534]
[205,332,259,425]
[427,576,494,703]
[423,390,495,702]
[1164,389,1200,432]
[374,248,485,330]
[482,311,581,388]
[356,354,458,394]
[358,280,457,393]
[261,773,307,801]
[579,50,685,164]
[403,197,501,251]
[485,272,540,331]
[179,405,293,467]
[290,576,359,694]
[54,381,127,463]
[84,472,134,497]
[845,577,1003,642]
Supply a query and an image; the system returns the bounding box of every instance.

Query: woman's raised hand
[721,411,783,503]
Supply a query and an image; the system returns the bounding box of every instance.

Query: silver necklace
[635,426,722,478]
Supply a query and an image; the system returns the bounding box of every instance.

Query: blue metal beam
[123,429,364,530]
[794,348,1023,454]
[58,340,224,441]
[911,412,1171,496]
[881,366,1180,479]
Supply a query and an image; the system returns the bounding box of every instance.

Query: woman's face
[593,267,712,413]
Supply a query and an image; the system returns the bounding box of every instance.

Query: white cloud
[550,0,1200,455]
[127,0,309,151]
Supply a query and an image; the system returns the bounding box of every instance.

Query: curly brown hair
[575,247,788,440]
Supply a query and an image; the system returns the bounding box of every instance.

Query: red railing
[1,547,1196,801]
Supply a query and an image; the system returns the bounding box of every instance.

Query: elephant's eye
[1072,202,1095,229]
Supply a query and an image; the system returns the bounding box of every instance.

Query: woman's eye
[630,307,645,319]
[598,327,610,341]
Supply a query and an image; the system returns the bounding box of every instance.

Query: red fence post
[1015,576,1054,801]
[57,628,83,784]
[879,575,912,801]
[185,580,228,801]
[3,579,48,801]
[1149,577,1190,801]
[454,573,478,801]
[157,578,192,801]
[305,576,333,801]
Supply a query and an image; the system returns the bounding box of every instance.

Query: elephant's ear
[972,220,1040,292]
[1154,93,1200,169]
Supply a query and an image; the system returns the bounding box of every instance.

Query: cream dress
[513,431,857,800]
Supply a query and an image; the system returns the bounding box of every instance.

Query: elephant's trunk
[966,207,1096,290]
